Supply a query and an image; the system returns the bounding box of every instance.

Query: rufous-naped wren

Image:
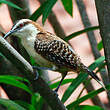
[4,19,106,92]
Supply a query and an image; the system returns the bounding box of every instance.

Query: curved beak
[4,29,17,39]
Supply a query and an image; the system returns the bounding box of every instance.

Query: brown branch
[76,0,101,59]
[94,0,110,83]
[0,25,31,102]
[7,0,30,22]
[95,0,110,102]
[5,0,36,102]
[75,0,107,108]
[48,12,66,39]
[0,36,67,110]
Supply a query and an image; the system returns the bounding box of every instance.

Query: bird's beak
[4,29,17,39]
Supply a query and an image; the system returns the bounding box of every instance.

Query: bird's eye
[19,23,24,28]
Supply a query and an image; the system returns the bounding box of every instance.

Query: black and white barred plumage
[4,19,106,91]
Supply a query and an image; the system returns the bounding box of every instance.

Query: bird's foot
[53,90,59,97]
[32,66,53,71]
[32,66,39,80]
[54,87,59,93]
[53,86,60,97]
[32,66,53,80]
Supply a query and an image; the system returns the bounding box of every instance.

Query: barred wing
[34,40,81,70]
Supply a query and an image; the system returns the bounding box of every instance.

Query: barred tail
[82,65,107,91]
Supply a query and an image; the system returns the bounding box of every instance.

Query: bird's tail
[82,65,107,91]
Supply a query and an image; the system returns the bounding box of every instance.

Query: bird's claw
[32,66,53,80]
[53,90,59,97]
[32,66,53,71]
[32,66,39,80]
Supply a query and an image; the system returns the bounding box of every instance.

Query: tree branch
[0,36,66,110]
[0,25,33,102]
[94,0,110,82]
[7,0,30,21]
[76,0,100,59]
[95,0,110,101]
[75,0,106,107]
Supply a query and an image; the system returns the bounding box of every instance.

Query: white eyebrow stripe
[12,19,31,30]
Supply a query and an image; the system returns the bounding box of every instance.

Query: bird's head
[4,19,43,39]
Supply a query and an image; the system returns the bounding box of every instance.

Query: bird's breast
[21,36,56,68]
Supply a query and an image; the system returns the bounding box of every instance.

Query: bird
[4,19,106,92]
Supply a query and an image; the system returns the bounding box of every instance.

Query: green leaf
[0,98,26,110]
[36,97,44,110]
[30,0,57,24]
[89,56,105,70]
[61,73,88,103]
[76,56,105,99]
[61,0,73,16]
[0,52,5,58]
[0,75,33,95]
[0,0,22,10]
[67,84,110,109]
[42,0,57,24]
[96,63,106,73]
[15,100,36,110]
[0,75,31,84]
[97,40,103,51]
[31,93,44,110]
[61,56,105,103]
[30,56,36,65]
[64,26,99,41]
[74,105,104,110]
[29,2,46,21]
[50,78,73,89]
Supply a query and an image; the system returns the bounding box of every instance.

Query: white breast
[21,34,55,68]
[15,23,57,69]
